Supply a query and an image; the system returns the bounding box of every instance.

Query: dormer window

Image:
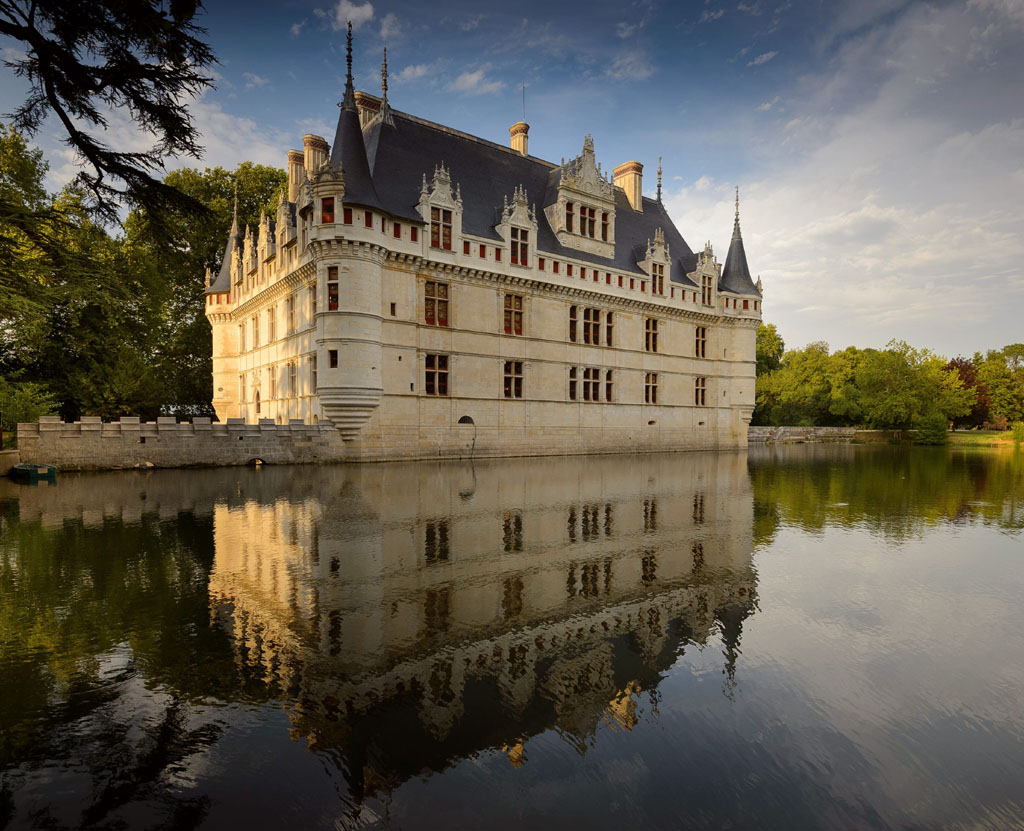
[602,213,609,241]
[566,202,574,233]
[581,206,596,238]
[430,207,452,250]
[652,263,665,295]
[701,274,713,305]
[510,227,529,265]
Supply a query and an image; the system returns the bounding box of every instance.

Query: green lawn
[948,430,1015,447]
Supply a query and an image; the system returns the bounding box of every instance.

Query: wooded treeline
[754,323,1024,431]
[0,125,284,432]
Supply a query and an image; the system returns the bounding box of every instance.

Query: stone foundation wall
[747,426,859,443]
[17,415,748,471]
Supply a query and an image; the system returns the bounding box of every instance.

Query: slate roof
[719,215,759,295]
[207,214,239,294]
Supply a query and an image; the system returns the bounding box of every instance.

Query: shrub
[1012,421,1024,446]
[0,379,58,436]
[913,412,950,445]
[983,416,1009,431]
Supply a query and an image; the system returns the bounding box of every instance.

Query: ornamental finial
[341,21,355,110]
[657,156,663,203]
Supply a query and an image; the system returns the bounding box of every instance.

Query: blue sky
[3,0,1023,356]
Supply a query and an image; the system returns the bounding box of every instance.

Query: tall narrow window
[267,306,276,341]
[286,295,296,334]
[311,354,318,391]
[310,283,317,318]
[424,281,449,327]
[430,207,452,250]
[601,212,609,241]
[569,305,577,342]
[695,326,707,358]
[569,366,577,400]
[583,367,600,401]
[288,361,297,397]
[321,197,334,224]
[645,372,658,404]
[645,318,658,352]
[584,206,596,238]
[605,370,614,402]
[503,361,523,398]
[695,376,707,406]
[583,308,599,345]
[394,222,402,239]
[605,312,614,347]
[252,314,260,348]
[566,202,574,233]
[329,349,338,368]
[652,263,664,295]
[269,366,276,399]
[702,274,713,305]
[364,210,373,228]
[425,354,449,396]
[510,227,529,265]
[504,294,523,335]
[411,226,419,242]
[343,207,353,224]
[327,266,339,311]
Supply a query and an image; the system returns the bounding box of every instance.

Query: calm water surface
[1,446,1023,830]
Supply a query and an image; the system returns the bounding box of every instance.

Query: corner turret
[719,187,758,295]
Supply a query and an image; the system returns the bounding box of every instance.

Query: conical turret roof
[719,188,758,295]
[206,190,241,293]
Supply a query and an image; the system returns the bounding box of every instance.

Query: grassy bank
[948,430,1015,447]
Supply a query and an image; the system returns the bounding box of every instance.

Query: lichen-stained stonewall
[204,25,763,459]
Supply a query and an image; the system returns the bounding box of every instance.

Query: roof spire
[656,156,663,203]
[230,180,239,236]
[733,185,742,239]
[341,20,355,111]
[379,45,394,126]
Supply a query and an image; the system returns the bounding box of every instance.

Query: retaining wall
[0,449,19,476]
[747,426,859,443]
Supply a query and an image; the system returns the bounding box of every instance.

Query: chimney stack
[302,134,330,177]
[509,121,529,156]
[286,149,304,202]
[613,161,644,211]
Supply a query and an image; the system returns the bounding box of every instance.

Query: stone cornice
[231,262,315,318]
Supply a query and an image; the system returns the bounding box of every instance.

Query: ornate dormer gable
[257,212,276,263]
[544,134,616,259]
[275,190,297,248]
[690,241,720,307]
[417,162,463,252]
[638,227,672,296]
[496,184,539,268]
[243,224,258,276]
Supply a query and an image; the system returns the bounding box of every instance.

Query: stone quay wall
[747,426,859,443]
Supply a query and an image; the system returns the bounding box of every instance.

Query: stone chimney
[286,149,304,202]
[509,121,529,156]
[302,134,330,177]
[613,160,644,211]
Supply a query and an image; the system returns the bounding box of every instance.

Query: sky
[2,0,1023,357]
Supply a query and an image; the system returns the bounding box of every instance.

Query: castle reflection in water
[204,453,757,797]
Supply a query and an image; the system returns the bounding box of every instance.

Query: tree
[944,357,991,428]
[976,347,1024,425]
[756,323,784,376]
[856,340,974,429]
[0,0,215,228]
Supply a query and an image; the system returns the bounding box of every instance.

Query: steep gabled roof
[719,194,758,295]
[206,200,239,294]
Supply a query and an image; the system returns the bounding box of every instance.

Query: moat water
[1,446,1023,830]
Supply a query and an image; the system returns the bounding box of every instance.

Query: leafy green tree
[944,357,991,428]
[976,347,1024,425]
[913,412,950,445]
[0,0,215,228]
[756,323,784,376]
[856,340,973,429]
[0,378,56,439]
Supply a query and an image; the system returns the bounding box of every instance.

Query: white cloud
[606,53,654,80]
[242,72,269,89]
[380,12,400,40]
[738,1,762,14]
[616,21,639,38]
[756,95,780,111]
[290,19,306,37]
[461,14,483,31]
[395,63,433,83]
[448,67,505,96]
[747,50,778,66]
[314,0,374,31]
[698,8,725,22]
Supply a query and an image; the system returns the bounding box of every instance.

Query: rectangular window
[364,210,373,228]
[618,275,623,288]
[495,248,501,262]
[695,326,707,358]
[321,197,334,224]
[583,367,600,401]
[601,212,609,241]
[463,240,470,255]
[645,372,658,404]
[606,272,611,285]
[743,299,749,309]
[252,314,260,347]
[569,366,577,400]
[567,264,573,277]
[479,243,486,258]
[269,366,276,399]
[566,202,574,233]
[584,206,596,238]
[268,306,276,341]
[390,302,396,316]
[424,281,449,327]
[425,353,449,396]
[286,295,296,334]
[605,370,613,402]
[538,257,546,271]
[311,354,317,391]
[569,305,577,342]
[430,207,452,250]
[645,318,658,352]
[583,307,599,345]
[504,294,523,335]
[695,376,707,406]
[503,361,523,398]
[343,207,353,224]
[394,222,401,239]
[329,349,338,368]
[510,227,529,265]
[702,274,713,305]
[310,283,317,318]
[288,361,297,397]
[411,226,419,242]
[553,261,560,274]
[652,263,665,295]
[606,312,614,347]
[327,265,339,311]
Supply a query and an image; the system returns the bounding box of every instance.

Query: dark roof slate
[719,216,758,295]
[207,225,238,294]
